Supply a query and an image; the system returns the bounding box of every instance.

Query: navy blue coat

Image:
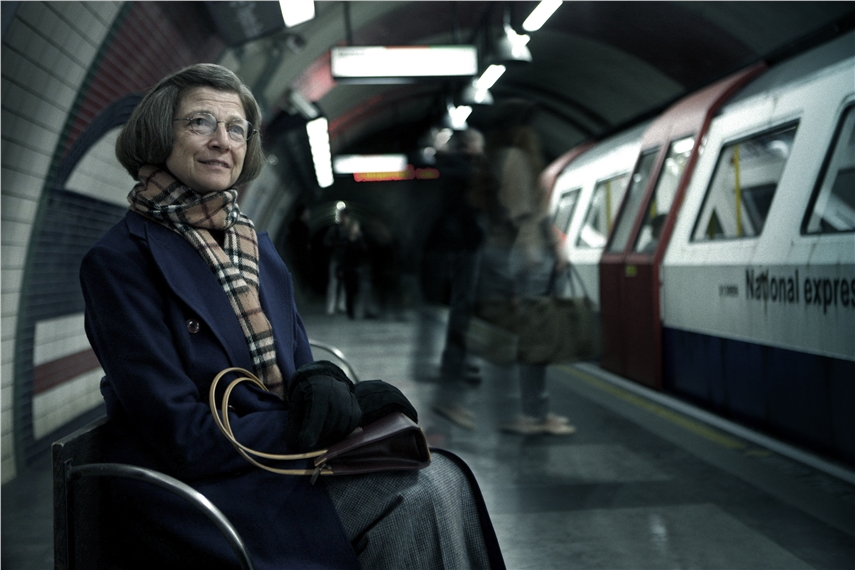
[80,211,360,569]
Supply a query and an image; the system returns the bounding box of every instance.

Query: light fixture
[306,117,333,188]
[289,91,319,120]
[331,45,478,82]
[475,64,506,91]
[279,0,315,28]
[333,154,408,174]
[460,80,494,105]
[493,24,531,63]
[444,102,472,131]
[522,1,562,32]
[492,3,532,64]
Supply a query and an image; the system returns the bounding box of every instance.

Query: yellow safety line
[558,365,746,450]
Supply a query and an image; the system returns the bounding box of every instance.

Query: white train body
[663,32,855,362]
[548,30,855,463]
[549,122,648,308]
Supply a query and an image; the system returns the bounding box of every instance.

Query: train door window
[607,149,659,253]
[576,172,631,248]
[691,123,798,241]
[803,104,855,234]
[633,136,695,253]
[553,188,581,234]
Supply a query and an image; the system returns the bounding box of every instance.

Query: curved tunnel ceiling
[223,1,855,164]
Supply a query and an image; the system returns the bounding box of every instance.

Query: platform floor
[4,304,855,569]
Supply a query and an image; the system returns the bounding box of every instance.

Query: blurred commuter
[426,129,487,429]
[285,203,312,300]
[339,217,368,319]
[324,206,351,314]
[474,121,575,436]
[81,63,503,569]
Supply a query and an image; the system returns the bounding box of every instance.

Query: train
[544,30,855,465]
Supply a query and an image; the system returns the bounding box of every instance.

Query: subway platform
[3,303,855,569]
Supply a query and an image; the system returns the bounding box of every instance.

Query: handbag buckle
[311,462,328,485]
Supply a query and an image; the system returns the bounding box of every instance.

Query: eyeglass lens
[184,113,253,142]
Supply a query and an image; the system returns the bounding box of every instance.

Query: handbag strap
[209,367,333,478]
[547,262,591,300]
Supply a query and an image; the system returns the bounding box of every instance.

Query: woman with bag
[80,63,503,569]
[473,118,576,436]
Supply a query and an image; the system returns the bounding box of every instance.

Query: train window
[803,104,855,234]
[576,173,631,248]
[607,149,658,253]
[553,188,581,234]
[691,123,798,241]
[633,136,695,253]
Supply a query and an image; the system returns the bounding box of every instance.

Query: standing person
[285,203,313,300]
[428,129,487,429]
[474,121,575,436]
[81,63,504,569]
[339,217,367,319]
[324,206,351,315]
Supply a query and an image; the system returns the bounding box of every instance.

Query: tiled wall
[1,1,227,483]
[2,1,124,483]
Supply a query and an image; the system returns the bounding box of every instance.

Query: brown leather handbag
[210,367,431,484]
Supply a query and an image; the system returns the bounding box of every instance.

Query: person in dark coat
[80,63,504,569]
[426,129,487,429]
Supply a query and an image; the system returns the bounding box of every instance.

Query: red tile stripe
[33,348,101,395]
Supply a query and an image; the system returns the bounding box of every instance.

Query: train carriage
[545,122,649,308]
[661,30,855,463]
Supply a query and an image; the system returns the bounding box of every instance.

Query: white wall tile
[33,368,103,439]
[33,314,88,365]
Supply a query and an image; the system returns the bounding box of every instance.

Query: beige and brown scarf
[128,165,285,399]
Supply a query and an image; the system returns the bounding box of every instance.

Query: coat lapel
[128,212,253,370]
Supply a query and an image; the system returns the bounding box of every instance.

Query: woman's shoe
[432,404,476,430]
[501,415,576,436]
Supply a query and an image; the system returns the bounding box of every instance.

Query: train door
[598,64,765,389]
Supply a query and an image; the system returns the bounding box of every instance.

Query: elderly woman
[80,63,503,569]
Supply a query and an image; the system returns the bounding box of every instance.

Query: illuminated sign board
[353,166,440,182]
[333,154,408,174]
[331,45,478,82]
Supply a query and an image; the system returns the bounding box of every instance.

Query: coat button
[186,319,201,334]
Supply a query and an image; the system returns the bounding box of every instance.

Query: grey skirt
[324,451,504,569]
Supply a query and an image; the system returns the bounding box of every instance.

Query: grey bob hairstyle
[116,63,264,186]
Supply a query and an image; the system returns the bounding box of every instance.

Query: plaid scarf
[128,165,285,399]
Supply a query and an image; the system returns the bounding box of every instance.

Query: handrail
[308,339,360,383]
[68,463,256,570]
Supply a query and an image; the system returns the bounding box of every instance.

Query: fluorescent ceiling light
[279,1,315,28]
[306,117,333,188]
[446,104,472,131]
[289,91,319,119]
[475,64,506,91]
[461,81,494,105]
[523,1,563,32]
[331,45,478,80]
[333,154,408,174]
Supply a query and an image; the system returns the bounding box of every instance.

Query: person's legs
[440,250,480,381]
[326,260,338,314]
[325,454,492,569]
[502,362,575,435]
[518,361,548,420]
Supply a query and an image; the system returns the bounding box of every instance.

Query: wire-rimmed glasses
[173,112,256,144]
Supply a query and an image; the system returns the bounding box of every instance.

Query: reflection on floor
[3,305,854,569]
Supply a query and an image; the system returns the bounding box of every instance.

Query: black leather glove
[353,380,418,426]
[286,361,362,452]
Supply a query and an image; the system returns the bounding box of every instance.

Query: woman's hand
[353,380,418,426]
[286,361,362,451]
